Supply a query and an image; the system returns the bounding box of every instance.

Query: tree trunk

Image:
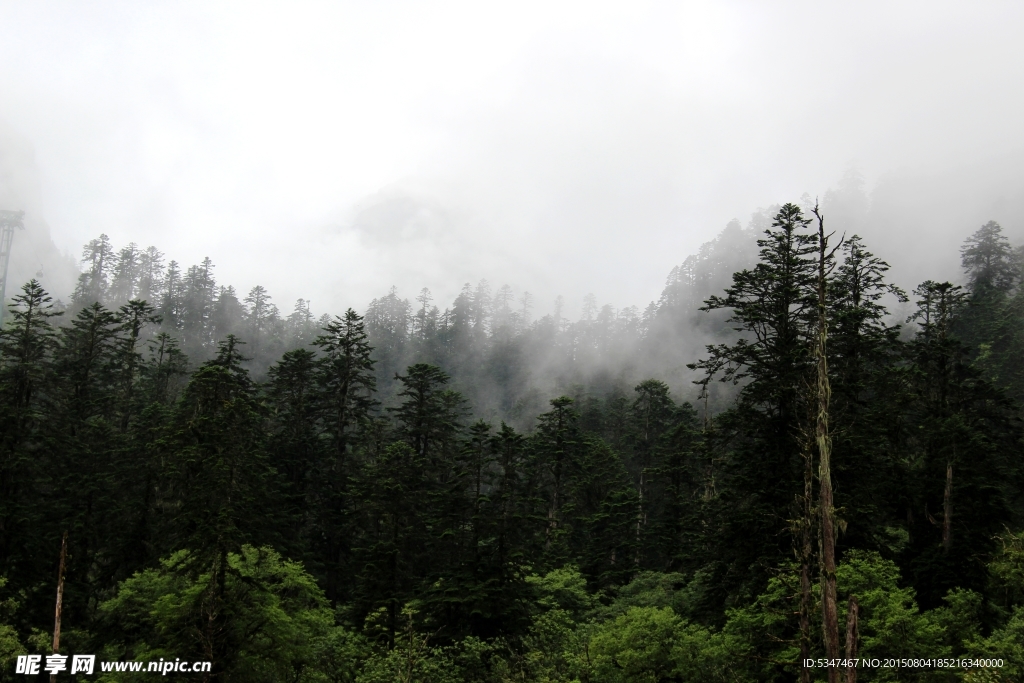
[942,462,952,554]
[813,206,840,682]
[844,595,859,683]
[799,440,814,683]
[51,532,68,683]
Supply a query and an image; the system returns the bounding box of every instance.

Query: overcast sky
[2,1,1024,317]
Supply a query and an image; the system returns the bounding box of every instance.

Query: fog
[2,1,1024,317]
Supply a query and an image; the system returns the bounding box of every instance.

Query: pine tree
[532,396,581,563]
[364,288,410,399]
[904,281,1020,605]
[244,285,276,352]
[961,221,1017,293]
[0,281,62,580]
[352,441,433,645]
[629,379,676,567]
[165,335,272,558]
[180,258,217,352]
[266,349,321,559]
[142,332,188,405]
[827,236,907,554]
[160,260,183,331]
[115,299,161,431]
[390,364,463,462]
[109,242,141,305]
[688,202,818,594]
[312,309,379,602]
[136,245,165,303]
[163,337,269,669]
[211,285,244,343]
[72,234,115,305]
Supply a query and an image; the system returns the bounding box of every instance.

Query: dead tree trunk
[844,595,859,683]
[813,205,840,682]
[51,531,68,683]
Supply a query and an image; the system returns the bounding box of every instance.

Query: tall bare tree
[812,204,841,681]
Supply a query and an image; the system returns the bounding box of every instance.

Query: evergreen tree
[312,309,378,601]
[826,236,908,558]
[72,234,114,305]
[115,299,161,431]
[629,379,676,568]
[0,281,61,583]
[961,220,1017,294]
[164,336,273,560]
[688,202,819,596]
[266,348,321,560]
[109,242,141,305]
[904,281,1021,605]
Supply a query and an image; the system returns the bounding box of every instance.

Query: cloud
[1,1,1023,315]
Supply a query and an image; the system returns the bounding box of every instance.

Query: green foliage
[961,529,1024,679]
[98,545,364,682]
[589,606,741,683]
[0,577,25,682]
[835,551,947,677]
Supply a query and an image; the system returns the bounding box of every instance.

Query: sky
[2,1,1024,317]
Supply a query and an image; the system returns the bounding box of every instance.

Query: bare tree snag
[844,595,859,683]
[51,531,68,683]
[813,204,841,682]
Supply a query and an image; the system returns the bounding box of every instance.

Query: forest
[1,201,1023,682]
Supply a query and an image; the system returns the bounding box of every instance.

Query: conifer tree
[266,348,321,558]
[115,299,161,431]
[689,202,818,592]
[72,234,114,305]
[629,379,676,567]
[0,281,61,580]
[312,310,379,601]
[165,335,272,559]
[903,281,1020,604]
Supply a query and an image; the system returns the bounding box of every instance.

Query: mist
[1,1,1023,320]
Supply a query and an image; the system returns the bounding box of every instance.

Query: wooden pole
[51,531,68,683]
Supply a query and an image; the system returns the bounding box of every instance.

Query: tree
[72,234,114,305]
[351,442,434,645]
[533,397,582,562]
[961,220,1017,294]
[312,310,378,602]
[629,379,676,567]
[109,242,141,305]
[266,349,322,559]
[365,288,410,396]
[688,203,818,596]
[99,545,362,683]
[165,336,272,560]
[142,332,188,405]
[390,364,463,463]
[244,285,278,352]
[811,204,841,680]
[826,235,907,557]
[115,299,162,432]
[904,281,1020,605]
[0,281,61,581]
